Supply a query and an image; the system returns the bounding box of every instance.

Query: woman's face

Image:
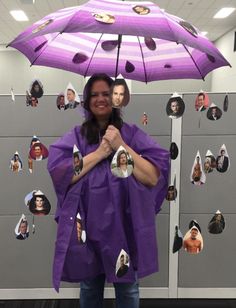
[89,80,112,120]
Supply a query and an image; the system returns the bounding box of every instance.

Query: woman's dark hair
[116,150,127,167]
[81,73,123,144]
[30,80,44,98]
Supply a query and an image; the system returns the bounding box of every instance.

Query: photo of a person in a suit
[15,218,29,240]
[207,106,222,120]
[216,149,229,173]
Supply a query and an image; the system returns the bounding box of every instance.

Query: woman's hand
[96,138,113,159]
[103,125,125,151]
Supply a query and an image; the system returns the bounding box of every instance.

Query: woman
[47,73,169,308]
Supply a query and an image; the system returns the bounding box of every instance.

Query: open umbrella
[8,0,230,83]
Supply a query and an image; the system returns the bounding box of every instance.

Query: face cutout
[207,103,222,121]
[15,214,29,240]
[64,83,80,109]
[110,78,130,109]
[208,210,225,234]
[92,12,115,24]
[166,95,185,119]
[76,212,86,243]
[166,185,177,201]
[223,95,229,112]
[116,249,129,278]
[32,19,53,33]
[56,93,67,110]
[190,151,206,185]
[204,150,216,174]
[29,79,44,99]
[195,92,209,111]
[179,20,198,37]
[9,151,23,172]
[172,226,183,253]
[216,144,230,173]
[26,90,39,107]
[132,5,150,15]
[111,145,134,178]
[170,142,179,160]
[28,136,40,173]
[29,190,51,216]
[29,141,49,161]
[183,224,203,254]
[141,112,148,126]
[73,144,83,176]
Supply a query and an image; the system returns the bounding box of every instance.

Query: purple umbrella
[8,0,230,82]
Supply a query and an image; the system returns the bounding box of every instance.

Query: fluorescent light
[201,31,208,36]
[213,7,235,19]
[10,10,29,21]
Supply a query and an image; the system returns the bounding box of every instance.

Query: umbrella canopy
[8,0,230,82]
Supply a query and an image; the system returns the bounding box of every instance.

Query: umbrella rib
[84,33,104,78]
[30,32,61,66]
[137,36,148,83]
[182,44,205,80]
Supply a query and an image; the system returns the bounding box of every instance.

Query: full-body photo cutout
[190,151,206,185]
[9,151,23,172]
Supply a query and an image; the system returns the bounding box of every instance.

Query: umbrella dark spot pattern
[8,0,231,82]
[72,52,88,64]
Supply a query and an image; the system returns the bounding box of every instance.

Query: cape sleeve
[128,125,170,214]
[47,128,78,221]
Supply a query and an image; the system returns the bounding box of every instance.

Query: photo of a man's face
[110,79,130,109]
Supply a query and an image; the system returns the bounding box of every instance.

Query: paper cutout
[173,226,183,253]
[208,210,225,234]
[29,140,49,161]
[32,19,53,34]
[64,82,80,109]
[92,12,115,24]
[26,90,38,107]
[190,151,206,185]
[166,94,185,119]
[166,185,177,201]
[76,212,86,243]
[15,214,29,240]
[56,93,68,110]
[73,144,83,176]
[29,190,51,216]
[207,103,222,120]
[111,78,130,109]
[9,151,23,172]
[11,88,15,102]
[29,79,44,98]
[179,20,198,37]
[223,95,229,112]
[170,142,178,160]
[25,190,37,207]
[111,145,134,178]
[115,249,129,278]
[204,150,216,173]
[28,135,40,173]
[183,223,203,254]
[195,92,209,111]
[216,144,230,173]
[132,5,150,15]
[141,112,148,126]
[189,219,201,233]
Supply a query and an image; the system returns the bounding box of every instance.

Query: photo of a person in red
[29,141,49,161]
[29,190,51,216]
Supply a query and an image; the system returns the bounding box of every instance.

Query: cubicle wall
[0,94,171,299]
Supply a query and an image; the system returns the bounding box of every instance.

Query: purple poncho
[47,122,169,292]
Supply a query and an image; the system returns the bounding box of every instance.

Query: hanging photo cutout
[115,249,130,278]
[76,212,86,243]
[25,190,37,207]
[208,210,225,234]
[223,95,229,112]
[216,144,230,173]
[132,5,150,15]
[64,82,80,109]
[29,190,51,216]
[188,219,202,233]
[15,214,29,240]
[111,78,130,109]
[92,12,115,24]
[11,88,15,102]
[56,93,68,110]
[9,151,23,172]
[73,144,83,176]
[183,224,203,254]
[173,226,183,253]
[204,150,216,174]
[111,145,134,178]
[166,185,177,201]
[29,140,49,161]
[29,79,44,98]
[170,142,179,160]
[141,112,148,126]
[166,94,185,119]
[26,90,38,107]
[195,91,209,111]
[28,135,40,173]
[190,151,206,185]
[207,103,222,121]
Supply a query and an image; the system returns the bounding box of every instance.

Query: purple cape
[47,123,169,292]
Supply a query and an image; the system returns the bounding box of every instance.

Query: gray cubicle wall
[179,93,236,297]
[0,94,171,298]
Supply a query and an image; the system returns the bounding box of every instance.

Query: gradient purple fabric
[47,123,169,292]
[9,0,230,82]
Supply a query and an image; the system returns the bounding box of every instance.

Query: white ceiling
[1,0,236,45]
